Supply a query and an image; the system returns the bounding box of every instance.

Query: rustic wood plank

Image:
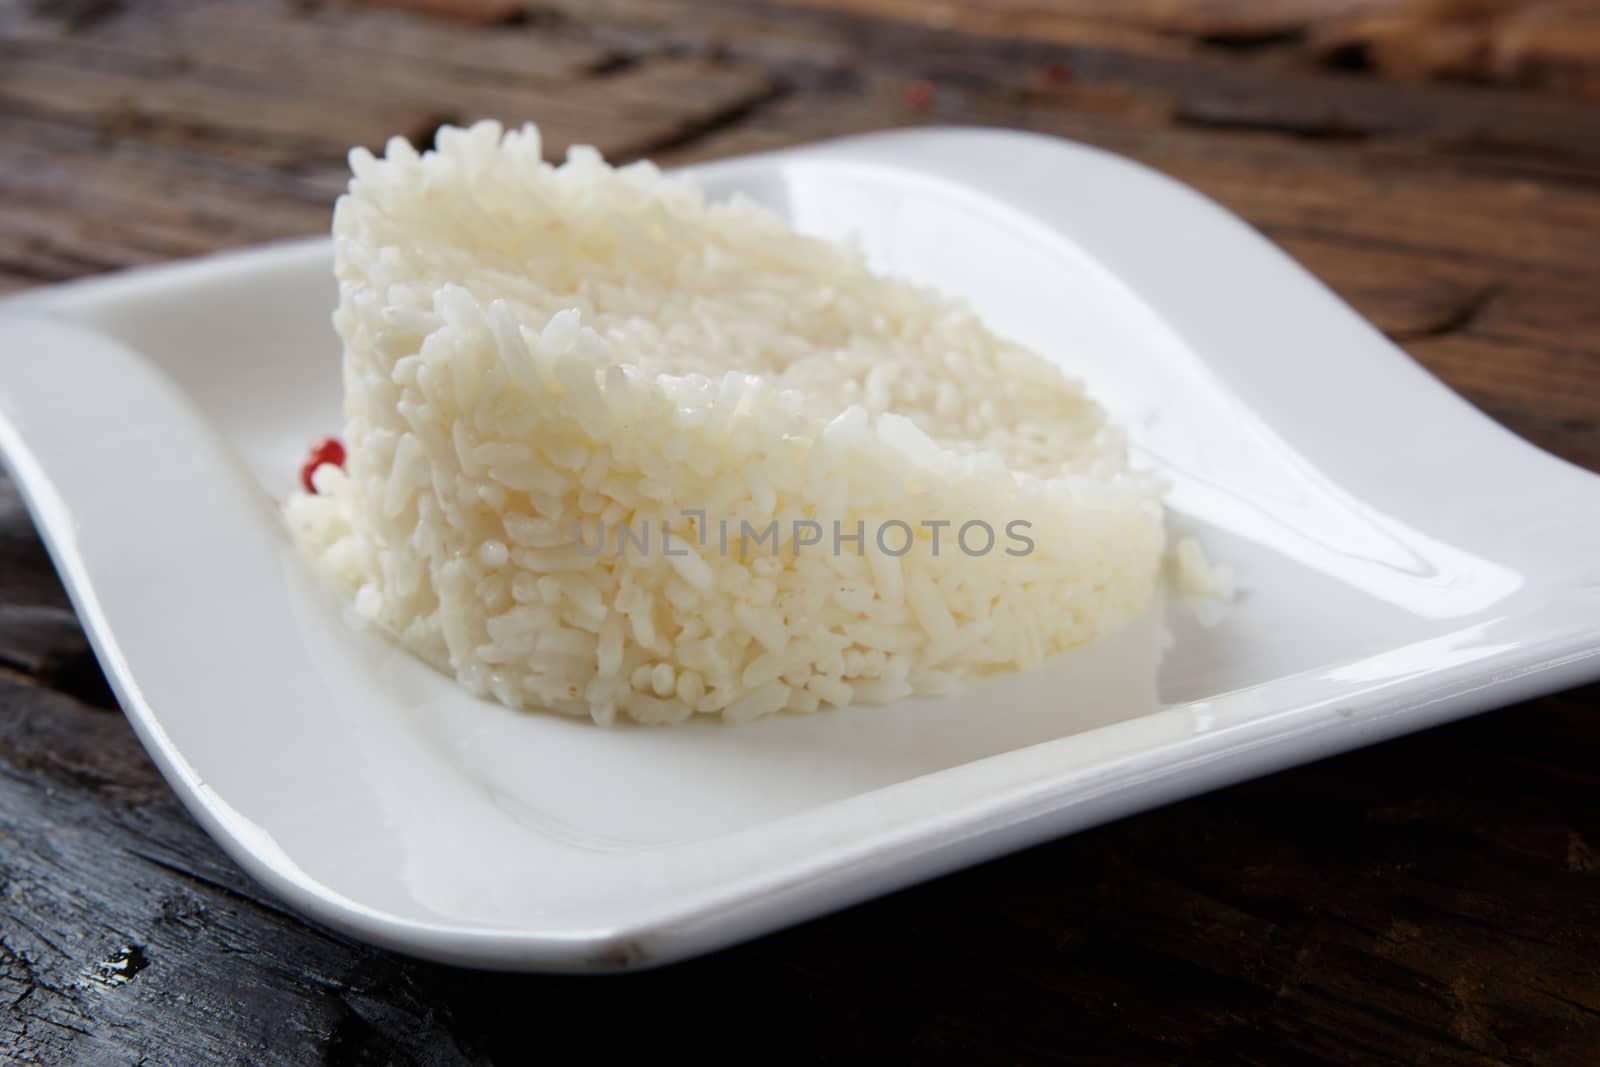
[0,117,334,286]
[5,1,618,86]
[1309,0,1600,96]
[702,0,1600,96]
[0,43,775,166]
[0,53,442,166]
[347,0,530,26]
[662,76,1600,274]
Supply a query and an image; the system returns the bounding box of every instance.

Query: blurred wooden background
[1,1,1598,1063]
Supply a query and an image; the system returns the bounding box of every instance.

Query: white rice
[1173,536,1235,602]
[287,120,1167,725]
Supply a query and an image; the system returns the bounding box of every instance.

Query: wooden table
[2,1,1598,1062]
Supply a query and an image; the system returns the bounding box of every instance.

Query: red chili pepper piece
[299,436,347,493]
[1041,61,1071,85]
[904,80,934,112]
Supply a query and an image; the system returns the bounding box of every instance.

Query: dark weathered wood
[2,0,1599,1062]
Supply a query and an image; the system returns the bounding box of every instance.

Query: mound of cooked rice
[287,120,1166,725]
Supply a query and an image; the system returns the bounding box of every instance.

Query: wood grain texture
[1,0,1597,1062]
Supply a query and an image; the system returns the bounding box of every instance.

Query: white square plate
[3,128,1599,971]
